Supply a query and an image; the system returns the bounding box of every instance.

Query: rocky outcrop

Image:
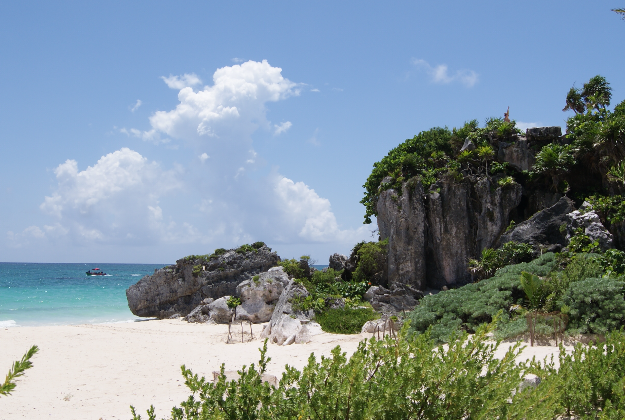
[378,175,522,289]
[377,178,427,289]
[498,197,575,252]
[260,279,317,345]
[235,267,290,323]
[497,138,535,172]
[185,296,233,324]
[126,245,279,318]
[363,284,422,315]
[526,126,562,145]
[566,202,613,251]
[329,253,348,271]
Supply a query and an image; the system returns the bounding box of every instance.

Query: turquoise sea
[0,262,167,327]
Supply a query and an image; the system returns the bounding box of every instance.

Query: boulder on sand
[261,279,318,345]
[234,267,290,323]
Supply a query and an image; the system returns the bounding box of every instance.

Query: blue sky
[1,1,623,264]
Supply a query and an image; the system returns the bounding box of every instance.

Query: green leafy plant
[567,227,601,253]
[351,239,388,283]
[191,265,202,277]
[226,296,241,309]
[468,241,534,281]
[497,175,515,188]
[235,244,255,254]
[133,323,555,419]
[531,143,575,191]
[559,277,625,335]
[1,345,39,397]
[505,219,516,233]
[608,160,625,183]
[412,253,556,342]
[520,271,543,310]
[277,258,305,279]
[588,194,625,224]
[315,307,378,334]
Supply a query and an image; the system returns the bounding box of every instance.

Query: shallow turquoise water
[0,262,167,327]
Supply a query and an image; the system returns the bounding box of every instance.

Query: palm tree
[613,8,625,19]
[533,144,575,191]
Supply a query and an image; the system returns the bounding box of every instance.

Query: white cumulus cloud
[131,99,142,112]
[39,148,183,245]
[20,61,372,258]
[412,58,478,88]
[161,73,203,90]
[274,121,292,135]
[149,60,299,144]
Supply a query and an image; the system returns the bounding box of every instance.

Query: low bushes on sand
[131,325,625,419]
[315,307,378,334]
[409,253,556,342]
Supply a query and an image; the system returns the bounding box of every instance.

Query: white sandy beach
[1,319,571,420]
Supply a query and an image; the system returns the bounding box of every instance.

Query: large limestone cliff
[126,246,279,318]
[378,175,522,289]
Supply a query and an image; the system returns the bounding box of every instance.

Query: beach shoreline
[1,319,571,420]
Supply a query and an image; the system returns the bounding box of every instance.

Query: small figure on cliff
[504,106,510,122]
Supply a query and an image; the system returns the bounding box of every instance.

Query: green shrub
[528,330,625,417]
[277,258,305,279]
[410,253,556,342]
[213,248,227,256]
[192,265,202,277]
[541,253,604,312]
[469,241,534,281]
[132,323,570,420]
[587,194,625,224]
[497,175,515,188]
[351,239,388,283]
[226,296,241,309]
[235,244,255,254]
[251,241,266,249]
[559,277,625,334]
[294,268,370,312]
[315,307,378,334]
[600,248,625,275]
[567,227,601,253]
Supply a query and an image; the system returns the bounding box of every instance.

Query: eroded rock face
[235,267,290,323]
[498,197,575,251]
[378,175,522,289]
[566,202,613,251]
[362,284,422,315]
[329,253,348,271]
[377,180,427,290]
[126,245,279,318]
[497,138,535,172]
[260,279,316,345]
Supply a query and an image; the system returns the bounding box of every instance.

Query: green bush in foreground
[131,323,533,419]
[1,345,39,397]
[560,277,625,334]
[314,307,378,334]
[131,325,625,419]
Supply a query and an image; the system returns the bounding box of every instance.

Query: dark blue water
[0,262,166,327]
